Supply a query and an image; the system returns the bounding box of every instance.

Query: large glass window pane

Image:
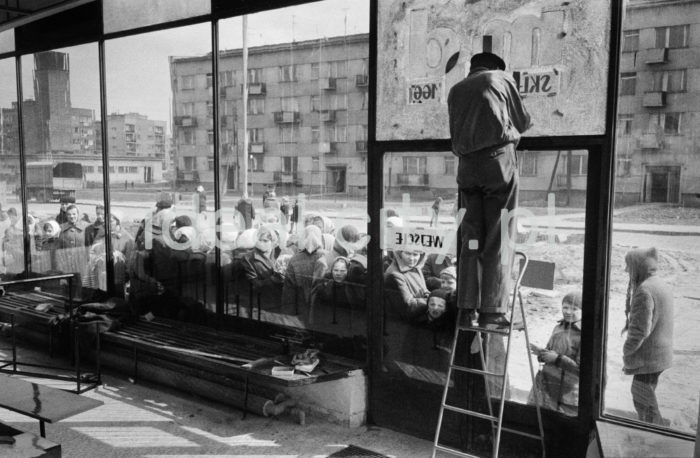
[377,0,611,140]
[106,23,212,315]
[214,0,369,360]
[20,45,104,300]
[0,58,24,280]
[103,0,211,35]
[380,150,588,417]
[605,0,699,437]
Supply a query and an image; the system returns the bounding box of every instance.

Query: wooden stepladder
[432,252,549,458]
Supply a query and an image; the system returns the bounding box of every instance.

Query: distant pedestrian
[124,181,128,190]
[196,185,207,213]
[280,196,291,228]
[622,247,673,426]
[290,198,299,234]
[236,193,256,230]
[430,196,442,227]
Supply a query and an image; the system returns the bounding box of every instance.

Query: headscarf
[43,220,61,238]
[302,225,324,254]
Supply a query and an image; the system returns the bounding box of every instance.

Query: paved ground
[0,345,434,458]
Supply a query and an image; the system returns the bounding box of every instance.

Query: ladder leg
[518,289,546,458]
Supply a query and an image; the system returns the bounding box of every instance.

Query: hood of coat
[391,249,427,273]
[625,247,658,285]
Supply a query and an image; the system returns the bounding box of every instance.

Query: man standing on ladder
[448,51,532,328]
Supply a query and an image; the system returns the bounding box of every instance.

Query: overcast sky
[0,0,369,134]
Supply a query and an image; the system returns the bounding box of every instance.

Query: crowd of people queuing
[0,188,674,422]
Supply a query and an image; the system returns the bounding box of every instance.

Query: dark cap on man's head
[470,52,506,71]
[155,192,173,209]
[60,195,76,204]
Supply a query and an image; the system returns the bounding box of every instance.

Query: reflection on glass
[209,0,369,360]
[605,0,699,437]
[380,150,587,417]
[18,45,103,300]
[105,24,212,318]
[0,58,24,279]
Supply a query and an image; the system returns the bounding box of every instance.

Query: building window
[325,61,346,78]
[402,156,427,174]
[283,156,298,173]
[219,70,234,87]
[616,158,632,177]
[281,96,299,112]
[181,75,195,90]
[183,130,195,145]
[311,127,320,143]
[311,63,319,80]
[651,69,686,93]
[531,28,540,66]
[444,156,455,175]
[311,95,321,112]
[330,94,347,110]
[279,65,297,82]
[208,158,214,171]
[223,100,234,116]
[362,91,369,110]
[655,24,689,48]
[206,73,213,88]
[312,156,320,171]
[560,154,588,176]
[207,130,214,144]
[279,126,298,143]
[248,128,264,143]
[358,125,368,141]
[520,151,537,177]
[249,155,263,172]
[622,29,639,52]
[620,72,636,96]
[179,102,195,116]
[326,125,347,142]
[128,166,138,173]
[206,101,214,117]
[649,112,682,135]
[183,156,194,171]
[248,68,263,84]
[618,114,633,136]
[247,98,265,115]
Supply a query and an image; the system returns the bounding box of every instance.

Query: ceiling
[0,0,92,32]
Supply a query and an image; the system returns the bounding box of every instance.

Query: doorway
[327,166,346,193]
[644,165,680,203]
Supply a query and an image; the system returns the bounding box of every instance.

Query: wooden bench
[0,420,61,457]
[0,374,103,438]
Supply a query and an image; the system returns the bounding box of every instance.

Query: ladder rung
[450,364,505,378]
[443,404,497,422]
[433,443,480,457]
[500,426,545,441]
[457,325,510,335]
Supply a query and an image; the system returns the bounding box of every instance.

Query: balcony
[318,142,338,154]
[644,48,668,65]
[245,83,266,95]
[642,91,666,107]
[249,142,265,154]
[320,110,336,123]
[396,173,429,186]
[274,111,301,124]
[273,171,300,184]
[356,140,367,153]
[638,133,661,149]
[355,74,369,87]
[320,77,336,91]
[174,116,197,127]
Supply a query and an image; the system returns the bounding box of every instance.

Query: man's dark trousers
[457,142,518,315]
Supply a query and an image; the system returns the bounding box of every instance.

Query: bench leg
[40,420,45,438]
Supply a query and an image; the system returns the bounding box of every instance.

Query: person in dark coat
[55,195,76,225]
[289,199,300,233]
[623,247,674,426]
[85,204,106,247]
[281,225,327,323]
[56,204,88,296]
[241,226,284,312]
[236,193,256,230]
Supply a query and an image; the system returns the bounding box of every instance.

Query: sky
[0,0,369,134]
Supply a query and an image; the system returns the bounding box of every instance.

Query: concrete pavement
[0,345,434,458]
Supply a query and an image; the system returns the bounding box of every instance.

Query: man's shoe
[478,313,510,329]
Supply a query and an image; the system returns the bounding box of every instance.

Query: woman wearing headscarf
[242,226,284,312]
[622,247,673,426]
[33,220,61,273]
[384,249,429,322]
[281,225,327,323]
